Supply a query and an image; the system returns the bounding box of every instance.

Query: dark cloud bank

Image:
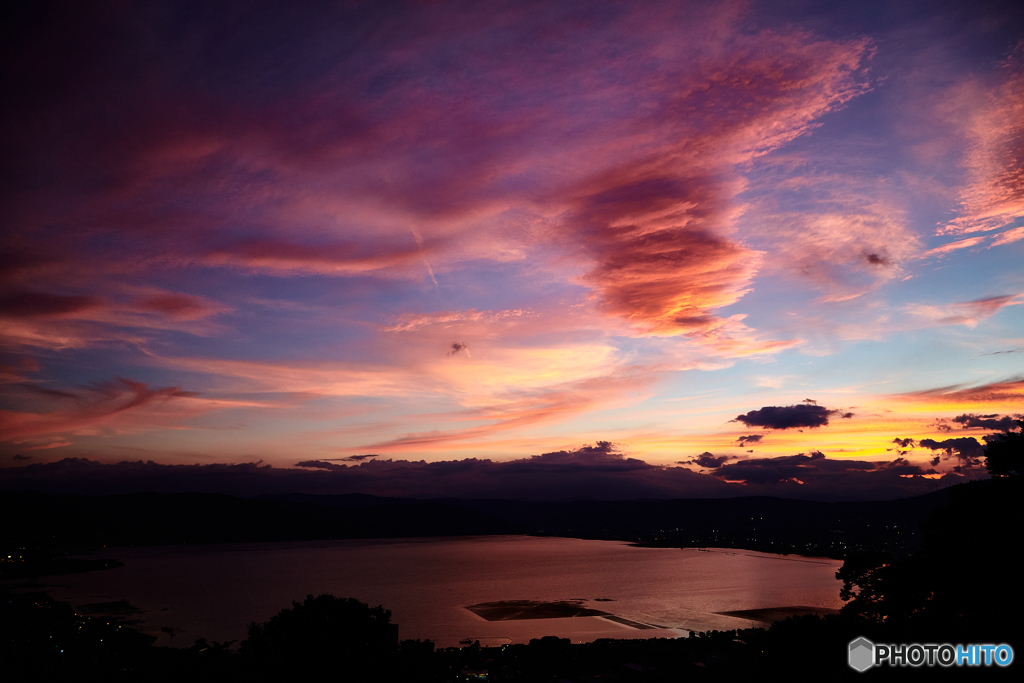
[951,413,1020,431]
[732,403,853,430]
[890,412,1020,470]
[0,442,982,502]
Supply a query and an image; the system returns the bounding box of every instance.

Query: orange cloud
[360,370,656,452]
[894,376,1024,410]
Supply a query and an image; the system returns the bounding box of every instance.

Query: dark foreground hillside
[4,424,1021,680]
[3,474,1020,680]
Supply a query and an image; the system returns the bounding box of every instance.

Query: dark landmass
[76,600,143,616]
[1,490,520,550]
[2,474,1021,680]
[467,599,609,621]
[3,426,1019,679]
[1,484,959,580]
[261,487,957,558]
[0,491,522,579]
[0,554,124,580]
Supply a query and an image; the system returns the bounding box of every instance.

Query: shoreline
[2,535,845,584]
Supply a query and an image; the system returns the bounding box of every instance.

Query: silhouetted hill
[259,487,957,557]
[0,491,520,552]
[453,489,955,555]
[255,492,422,508]
[2,485,960,576]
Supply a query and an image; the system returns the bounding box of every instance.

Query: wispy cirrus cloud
[0,291,104,318]
[2,1,1020,476]
[1,1,870,365]
[894,376,1024,408]
[941,56,1024,236]
[382,309,534,334]
[204,240,436,277]
[990,225,1024,247]
[742,167,920,299]
[552,32,872,340]
[0,378,198,441]
[906,294,1023,328]
[0,286,229,350]
[922,236,987,258]
[359,369,656,452]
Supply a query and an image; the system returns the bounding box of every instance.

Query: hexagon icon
[849,637,874,672]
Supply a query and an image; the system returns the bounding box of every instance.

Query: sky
[1,0,1022,500]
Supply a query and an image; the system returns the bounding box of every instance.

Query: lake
[35,536,844,648]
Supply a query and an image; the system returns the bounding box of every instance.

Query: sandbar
[715,605,839,624]
[467,599,609,621]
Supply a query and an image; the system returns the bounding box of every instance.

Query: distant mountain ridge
[1,485,961,564]
[1,491,520,552]
[258,488,956,557]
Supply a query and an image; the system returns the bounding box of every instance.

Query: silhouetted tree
[837,429,1022,645]
[984,419,1023,477]
[240,594,396,680]
[835,551,932,627]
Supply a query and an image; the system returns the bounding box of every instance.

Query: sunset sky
[2,0,1022,499]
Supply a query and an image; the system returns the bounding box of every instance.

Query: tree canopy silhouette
[984,418,1023,477]
[240,594,396,679]
[837,424,1022,646]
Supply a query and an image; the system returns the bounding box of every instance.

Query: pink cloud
[742,167,920,296]
[0,378,198,441]
[382,308,534,333]
[923,236,986,258]
[0,286,228,351]
[204,240,434,277]
[23,441,73,451]
[361,370,655,452]
[0,290,104,318]
[941,60,1024,235]
[9,1,1012,469]
[990,225,1024,247]
[0,357,42,384]
[545,33,872,338]
[908,294,1023,328]
[133,293,224,320]
[896,376,1024,405]
[5,3,874,352]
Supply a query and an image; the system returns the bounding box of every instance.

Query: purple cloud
[733,404,835,429]
[1,447,973,503]
[917,437,985,464]
[951,413,1019,431]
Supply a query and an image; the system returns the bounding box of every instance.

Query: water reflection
[43,536,843,647]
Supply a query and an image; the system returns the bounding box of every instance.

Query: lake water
[35,536,844,648]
